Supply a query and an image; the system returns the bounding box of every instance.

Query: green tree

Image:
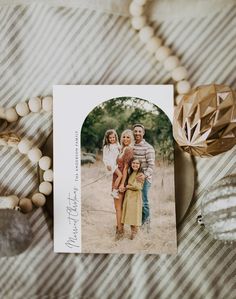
[81,97,173,163]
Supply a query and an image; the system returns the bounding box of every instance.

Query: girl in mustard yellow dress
[121,158,143,240]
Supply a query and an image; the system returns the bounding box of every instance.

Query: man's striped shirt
[133,139,155,183]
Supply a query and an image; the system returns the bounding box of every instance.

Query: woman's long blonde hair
[120,129,134,148]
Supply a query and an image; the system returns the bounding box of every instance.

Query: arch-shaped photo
[81,97,177,254]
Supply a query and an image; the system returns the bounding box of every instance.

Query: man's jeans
[142,179,151,224]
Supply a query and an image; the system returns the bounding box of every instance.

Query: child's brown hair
[103,129,119,147]
[129,157,143,175]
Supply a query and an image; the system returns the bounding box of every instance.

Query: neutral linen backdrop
[0,0,236,298]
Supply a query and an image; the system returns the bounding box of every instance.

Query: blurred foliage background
[81,97,174,164]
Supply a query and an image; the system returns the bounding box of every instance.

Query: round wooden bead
[18,138,32,154]
[131,16,146,30]
[176,80,191,94]
[28,148,42,163]
[43,169,53,182]
[139,26,154,43]
[172,66,188,81]
[5,108,18,122]
[19,198,33,213]
[164,55,180,71]
[42,96,53,112]
[146,36,162,53]
[155,46,171,62]
[39,182,52,196]
[15,102,30,117]
[133,0,147,5]
[28,97,41,113]
[0,106,5,119]
[39,156,51,171]
[129,2,144,17]
[32,193,46,207]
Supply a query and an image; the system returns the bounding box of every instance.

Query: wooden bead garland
[129,0,191,104]
[0,95,53,122]
[0,134,53,213]
[0,95,53,214]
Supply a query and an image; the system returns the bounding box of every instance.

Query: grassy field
[81,160,177,254]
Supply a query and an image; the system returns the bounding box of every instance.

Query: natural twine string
[0,132,21,145]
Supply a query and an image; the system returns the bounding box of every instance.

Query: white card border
[53,85,174,253]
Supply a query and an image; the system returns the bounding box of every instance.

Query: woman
[112,129,134,240]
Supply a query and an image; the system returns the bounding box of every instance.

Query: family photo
[81,97,177,254]
[103,125,154,241]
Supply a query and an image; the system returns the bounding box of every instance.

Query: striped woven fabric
[0,1,236,298]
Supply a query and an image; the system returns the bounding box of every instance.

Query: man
[133,124,155,226]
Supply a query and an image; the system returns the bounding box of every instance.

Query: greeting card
[53,85,177,254]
